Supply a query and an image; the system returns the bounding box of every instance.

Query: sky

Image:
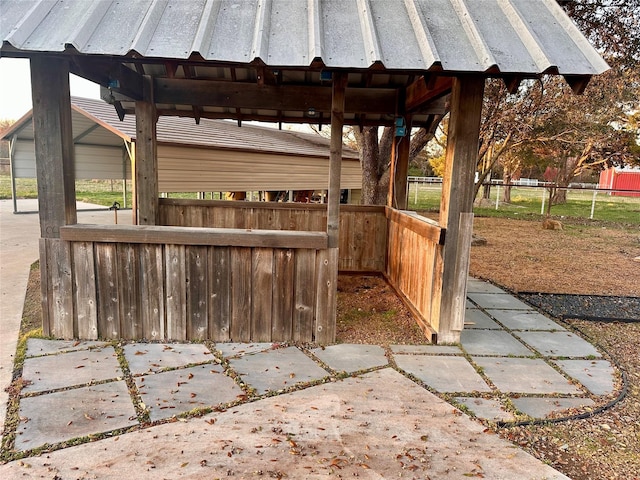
[0,58,101,121]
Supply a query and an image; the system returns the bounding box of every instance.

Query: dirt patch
[469,216,640,296]
[21,261,42,337]
[336,274,428,345]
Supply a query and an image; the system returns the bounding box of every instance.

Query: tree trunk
[552,188,567,205]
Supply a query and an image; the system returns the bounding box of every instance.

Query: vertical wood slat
[293,249,316,342]
[231,248,252,341]
[251,248,274,342]
[165,244,186,340]
[39,239,51,337]
[72,242,98,340]
[315,247,338,344]
[44,239,74,338]
[209,246,230,341]
[140,244,165,340]
[95,243,120,338]
[187,246,208,340]
[118,243,141,339]
[272,249,294,341]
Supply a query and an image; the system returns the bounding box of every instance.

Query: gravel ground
[520,293,640,321]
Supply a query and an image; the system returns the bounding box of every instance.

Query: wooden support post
[316,72,346,344]
[135,76,158,225]
[31,58,77,338]
[437,76,484,344]
[30,58,77,237]
[387,117,411,210]
[327,72,347,248]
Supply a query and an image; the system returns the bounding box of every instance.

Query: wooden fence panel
[385,209,443,342]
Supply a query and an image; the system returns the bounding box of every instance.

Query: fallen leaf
[188,373,194,380]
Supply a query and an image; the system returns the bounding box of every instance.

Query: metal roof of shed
[1,0,607,75]
[0,0,608,127]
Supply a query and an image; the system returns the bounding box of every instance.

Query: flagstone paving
[3,284,619,467]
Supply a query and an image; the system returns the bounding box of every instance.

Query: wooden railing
[54,225,334,343]
[159,199,387,272]
[44,203,445,344]
[385,208,445,342]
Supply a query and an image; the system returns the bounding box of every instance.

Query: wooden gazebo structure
[0,0,607,344]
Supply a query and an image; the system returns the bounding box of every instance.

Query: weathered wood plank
[61,225,328,250]
[187,246,208,340]
[165,244,187,340]
[293,249,316,342]
[95,243,120,339]
[251,248,274,342]
[46,239,74,338]
[72,242,98,340]
[140,244,165,340]
[30,58,76,238]
[272,249,294,341]
[117,243,141,339]
[315,248,338,344]
[135,75,158,225]
[230,248,252,341]
[39,239,52,337]
[385,208,444,245]
[209,246,230,341]
[438,77,484,344]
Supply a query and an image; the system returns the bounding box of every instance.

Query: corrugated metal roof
[2,96,360,159]
[1,0,607,76]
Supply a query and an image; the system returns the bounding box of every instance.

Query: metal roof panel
[1,0,608,76]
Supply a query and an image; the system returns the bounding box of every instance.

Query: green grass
[408,183,640,224]
[0,174,214,208]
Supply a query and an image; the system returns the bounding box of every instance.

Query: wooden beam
[30,57,77,238]
[60,225,329,250]
[71,57,143,101]
[437,76,485,344]
[135,75,158,225]
[154,77,397,115]
[405,76,453,112]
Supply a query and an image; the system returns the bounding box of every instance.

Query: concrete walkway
[0,199,616,478]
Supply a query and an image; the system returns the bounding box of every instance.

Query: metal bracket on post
[109,201,120,224]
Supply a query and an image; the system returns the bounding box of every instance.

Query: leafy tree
[354,0,639,206]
